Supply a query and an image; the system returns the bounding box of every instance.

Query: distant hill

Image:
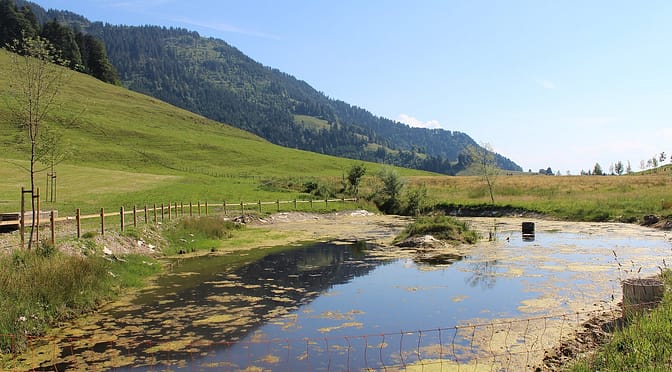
[19,1,522,174]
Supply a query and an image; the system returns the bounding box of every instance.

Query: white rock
[103,246,113,255]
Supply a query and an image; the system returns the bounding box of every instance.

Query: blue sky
[35,0,672,174]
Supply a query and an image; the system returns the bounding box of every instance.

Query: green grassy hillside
[0,49,429,214]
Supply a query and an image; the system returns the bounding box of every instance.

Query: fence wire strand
[7,302,666,371]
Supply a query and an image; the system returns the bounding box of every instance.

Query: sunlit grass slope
[0,49,428,213]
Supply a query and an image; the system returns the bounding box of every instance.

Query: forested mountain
[1,0,118,84]
[16,1,521,174]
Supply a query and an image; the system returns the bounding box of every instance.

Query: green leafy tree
[614,160,624,176]
[6,34,69,249]
[374,167,404,214]
[593,163,603,176]
[404,184,428,216]
[346,164,366,197]
[0,0,38,46]
[465,143,500,204]
[40,20,82,70]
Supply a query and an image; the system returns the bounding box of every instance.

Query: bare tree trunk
[28,138,37,250]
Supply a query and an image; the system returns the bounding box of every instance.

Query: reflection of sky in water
[168,223,669,370]
[62,221,670,371]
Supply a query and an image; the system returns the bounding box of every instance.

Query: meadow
[2,46,672,368]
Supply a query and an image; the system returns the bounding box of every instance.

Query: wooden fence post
[205,201,209,215]
[310,198,313,210]
[189,201,193,217]
[161,203,165,221]
[240,201,244,215]
[223,200,227,215]
[277,200,280,212]
[198,201,201,216]
[258,200,262,213]
[50,210,55,247]
[174,202,178,218]
[144,205,148,224]
[133,205,137,227]
[20,187,25,249]
[167,203,172,221]
[100,207,105,236]
[325,198,328,208]
[293,199,297,210]
[120,206,125,232]
[35,187,40,245]
[153,203,157,224]
[76,208,81,239]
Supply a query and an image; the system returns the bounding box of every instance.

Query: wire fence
[4,302,667,371]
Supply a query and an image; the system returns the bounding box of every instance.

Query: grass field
[0,49,427,215]
[2,47,671,224]
[409,170,672,222]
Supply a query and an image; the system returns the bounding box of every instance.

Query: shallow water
[32,219,672,370]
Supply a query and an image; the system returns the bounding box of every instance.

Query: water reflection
[52,241,391,370]
[35,220,672,371]
[466,259,500,289]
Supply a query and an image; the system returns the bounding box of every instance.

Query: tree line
[1,0,118,84]
[17,1,521,175]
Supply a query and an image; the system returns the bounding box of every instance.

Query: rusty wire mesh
[5,302,665,371]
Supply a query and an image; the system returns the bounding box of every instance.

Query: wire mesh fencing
[6,303,663,371]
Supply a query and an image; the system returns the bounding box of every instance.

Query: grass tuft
[164,216,242,255]
[0,248,159,354]
[396,215,479,244]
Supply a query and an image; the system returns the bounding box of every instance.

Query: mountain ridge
[20,1,522,174]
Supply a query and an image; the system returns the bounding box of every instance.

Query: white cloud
[172,16,281,40]
[397,114,443,129]
[537,79,556,89]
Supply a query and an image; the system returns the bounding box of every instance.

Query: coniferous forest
[4,1,522,174]
[1,0,118,84]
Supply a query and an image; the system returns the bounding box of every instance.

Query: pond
[22,218,672,370]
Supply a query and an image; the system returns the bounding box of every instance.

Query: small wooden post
[258,200,262,213]
[20,187,26,249]
[133,205,138,227]
[161,203,165,221]
[189,201,193,217]
[144,205,148,224]
[310,199,313,209]
[198,201,201,216]
[100,207,105,235]
[167,203,172,221]
[223,200,227,215]
[277,200,280,212]
[205,201,209,215]
[240,201,244,215]
[153,203,157,224]
[325,198,328,208]
[120,206,125,232]
[293,199,297,210]
[50,210,55,247]
[76,208,81,239]
[174,202,178,218]
[35,187,40,245]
